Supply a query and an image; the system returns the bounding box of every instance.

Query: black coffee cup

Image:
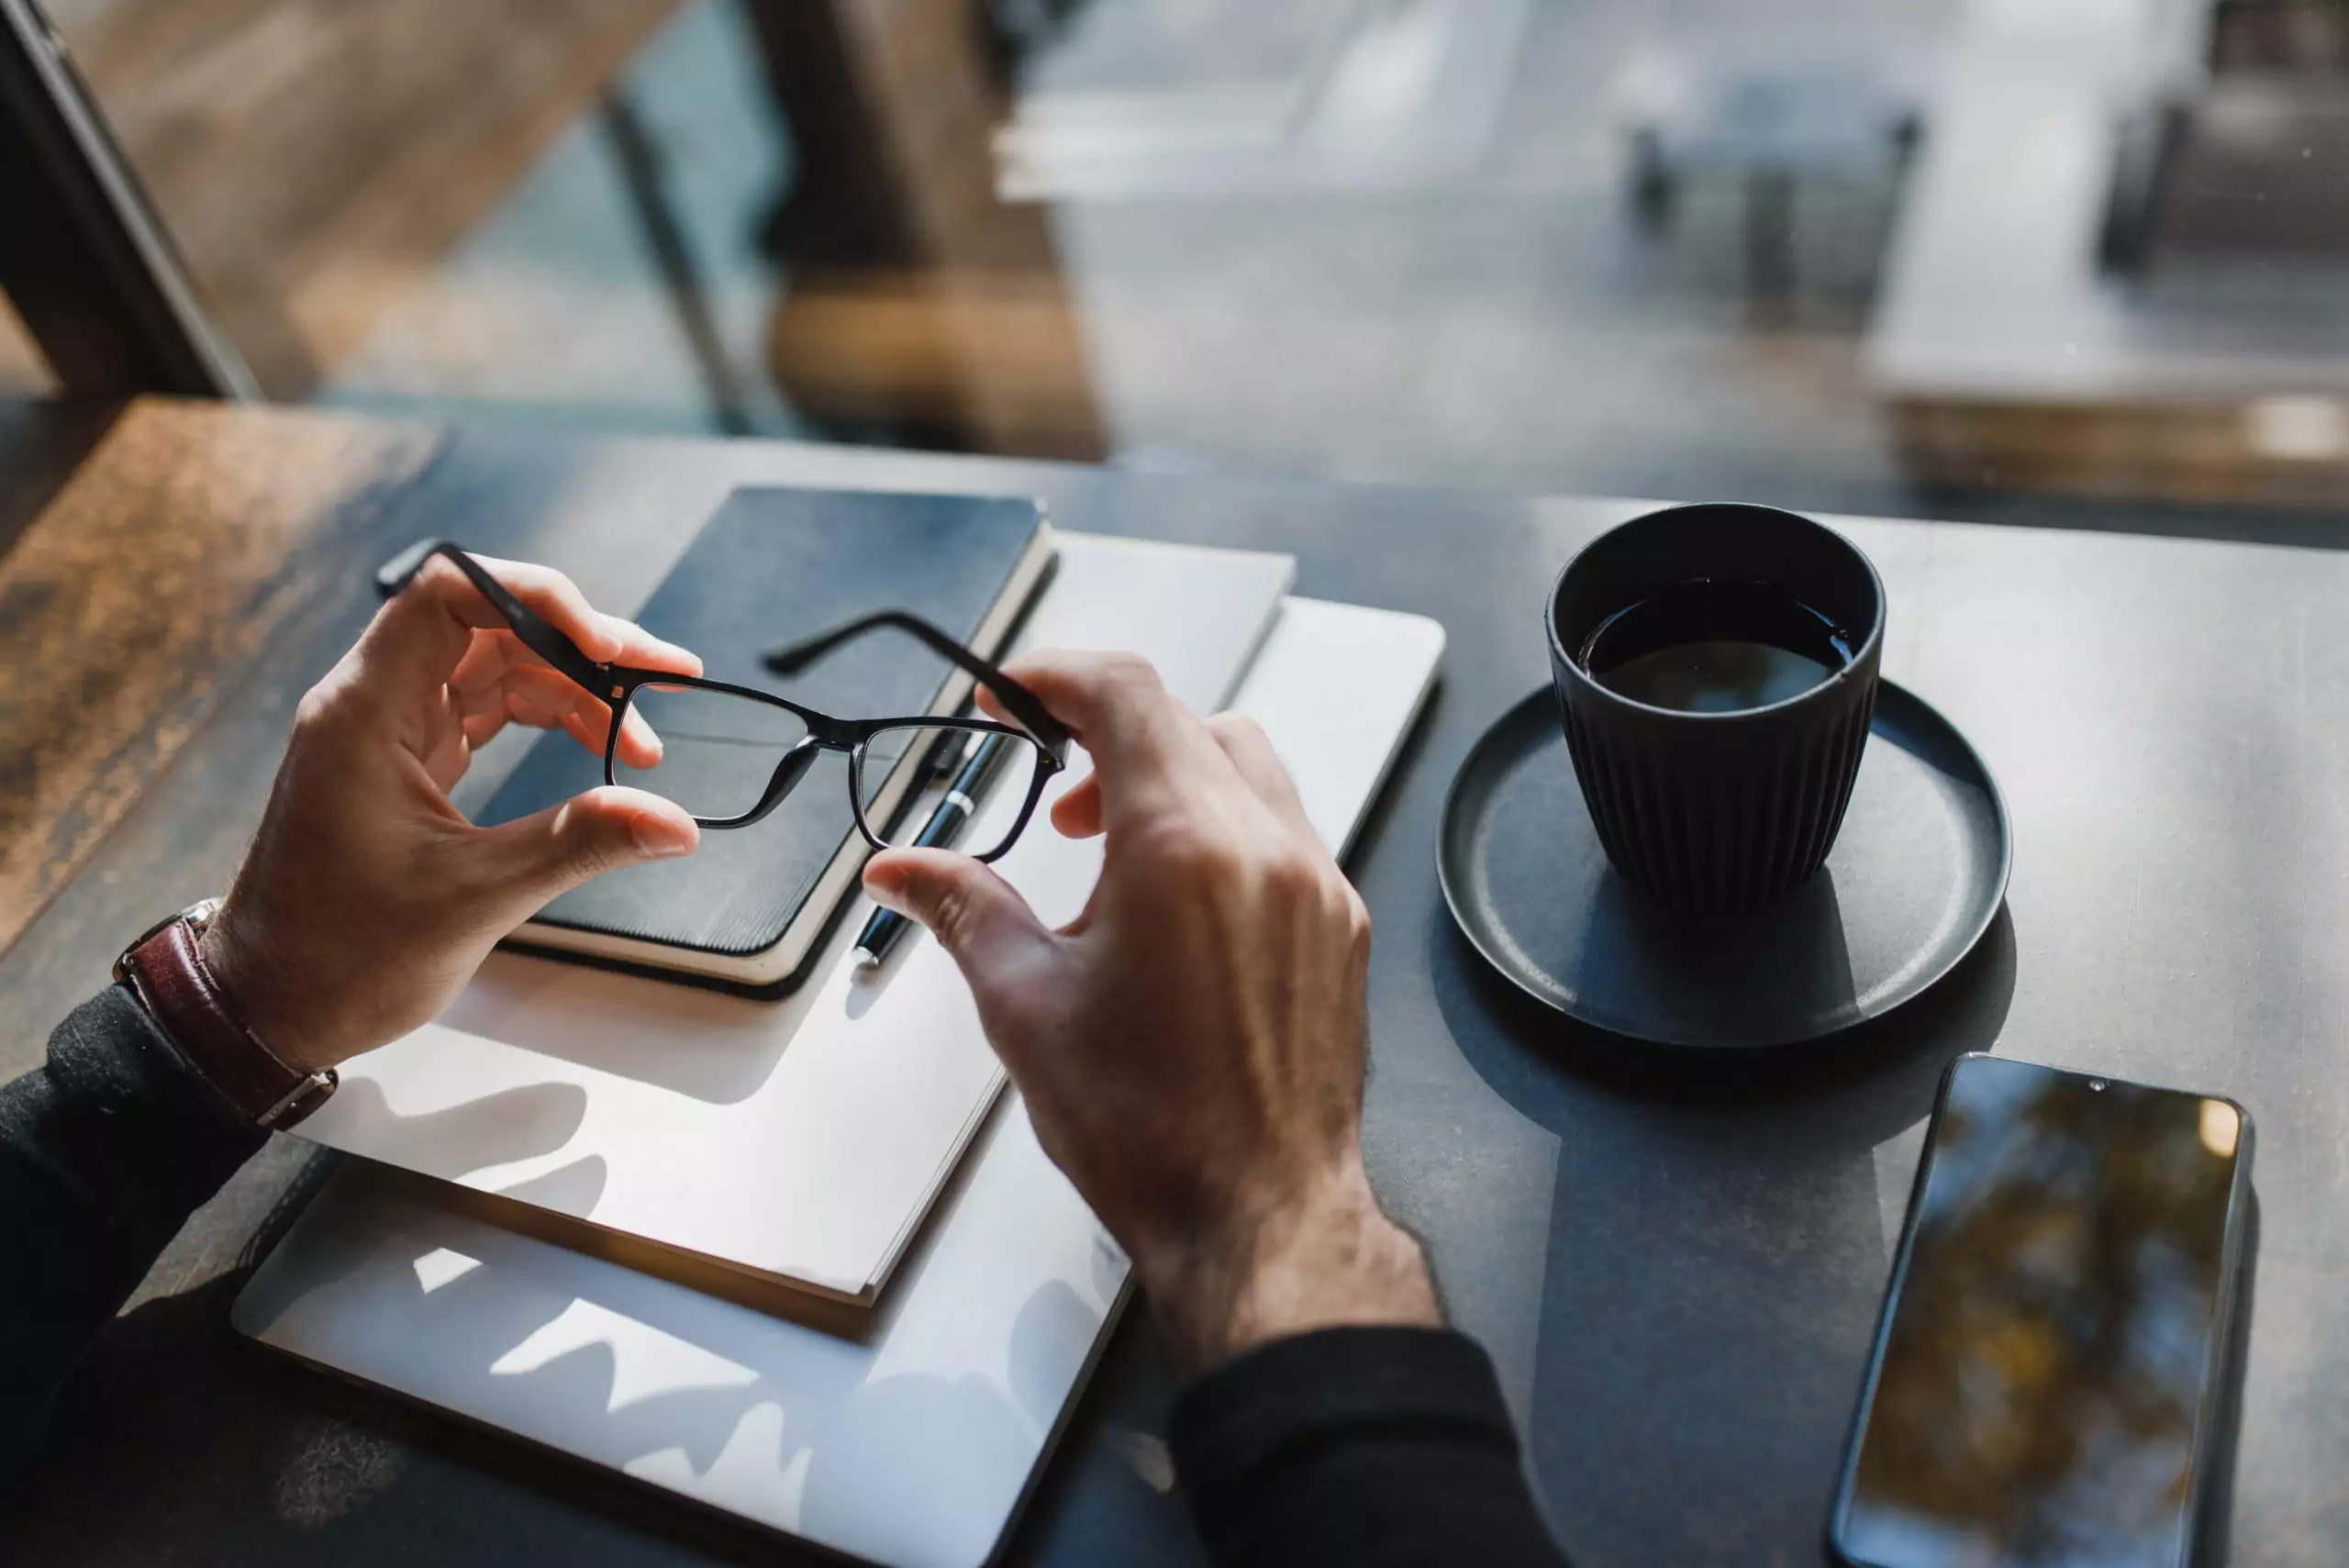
[1546,503,1885,917]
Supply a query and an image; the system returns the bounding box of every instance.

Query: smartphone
[1829,1053,2254,1568]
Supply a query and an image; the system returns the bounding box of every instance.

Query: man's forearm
[1172,1327,1572,1567]
[0,988,263,1473]
[1144,1157,1568,1563]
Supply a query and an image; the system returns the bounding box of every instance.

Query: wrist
[196,900,324,1074]
[116,901,339,1129]
[1138,1163,1441,1375]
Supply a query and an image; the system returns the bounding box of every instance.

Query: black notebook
[483,487,1054,992]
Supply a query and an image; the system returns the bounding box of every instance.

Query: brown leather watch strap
[117,911,336,1129]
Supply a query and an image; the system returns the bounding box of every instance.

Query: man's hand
[201,553,704,1072]
[862,651,1439,1372]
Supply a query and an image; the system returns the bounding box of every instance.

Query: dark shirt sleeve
[1170,1325,1571,1567]
[0,986,264,1473]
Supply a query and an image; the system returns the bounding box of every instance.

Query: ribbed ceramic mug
[1546,503,1885,917]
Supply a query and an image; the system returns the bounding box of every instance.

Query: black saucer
[1439,683,2009,1050]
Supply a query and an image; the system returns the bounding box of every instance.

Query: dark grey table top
[4,415,2343,1564]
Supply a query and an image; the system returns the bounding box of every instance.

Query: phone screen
[1832,1054,2251,1568]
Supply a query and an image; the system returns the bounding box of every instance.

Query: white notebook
[238,594,1449,1568]
[292,533,1296,1305]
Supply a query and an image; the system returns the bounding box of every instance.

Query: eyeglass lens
[859,724,1050,860]
[613,684,811,823]
[613,687,1046,850]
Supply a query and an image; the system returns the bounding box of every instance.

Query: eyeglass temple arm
[374,539,607,694]
[763,610,1069,753]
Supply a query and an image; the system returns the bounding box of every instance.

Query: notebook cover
[482,487,1044,959]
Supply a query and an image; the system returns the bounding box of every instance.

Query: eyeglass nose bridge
[740,735,824,826]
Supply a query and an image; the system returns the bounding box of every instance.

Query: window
[11,0,2349,522]
[0,289,51,395]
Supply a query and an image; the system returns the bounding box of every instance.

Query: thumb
[479,785,699,909]
[864,848,1052,986]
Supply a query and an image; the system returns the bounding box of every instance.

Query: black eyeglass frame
[376,539,1070,862]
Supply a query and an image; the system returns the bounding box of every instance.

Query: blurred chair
[1614,15,1933,313]
[2104,0,2349,272]
[1867,0,2349,508]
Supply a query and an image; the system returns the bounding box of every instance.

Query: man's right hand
[862,651,1439,1373]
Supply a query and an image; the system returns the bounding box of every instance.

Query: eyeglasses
[376,539,1069,862]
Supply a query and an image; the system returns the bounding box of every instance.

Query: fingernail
[632,813,696,859]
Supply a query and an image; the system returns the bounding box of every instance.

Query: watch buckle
[258,1069,339,1129]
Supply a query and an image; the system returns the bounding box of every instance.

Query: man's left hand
[199,553,704,1071]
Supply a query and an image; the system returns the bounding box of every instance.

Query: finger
[461,703,508,750]
[615,701,662,767]
[421,697,474,793]
[372,555,704,698]
[562,705,607,757]
[498,662,657,764]
[449,628,546,697]
[455,687,566,754]
[603,616,701,679]
[1206,713,1318,842]
[472,785,700,915]
[1048,772,1104,839]
[451,639,661,767]
[990,650,1232,825]
[460,567,700,679]
[509,692,570,736]
[420,554,620,659]
[863,848,1055,986]
[454,647,607,727]
[362,557,603,702]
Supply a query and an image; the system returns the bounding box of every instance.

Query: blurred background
[6,0,2349,526]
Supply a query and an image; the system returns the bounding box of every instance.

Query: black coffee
[1578,578,1854,714]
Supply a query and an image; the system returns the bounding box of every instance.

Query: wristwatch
[114,898,337,1129]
